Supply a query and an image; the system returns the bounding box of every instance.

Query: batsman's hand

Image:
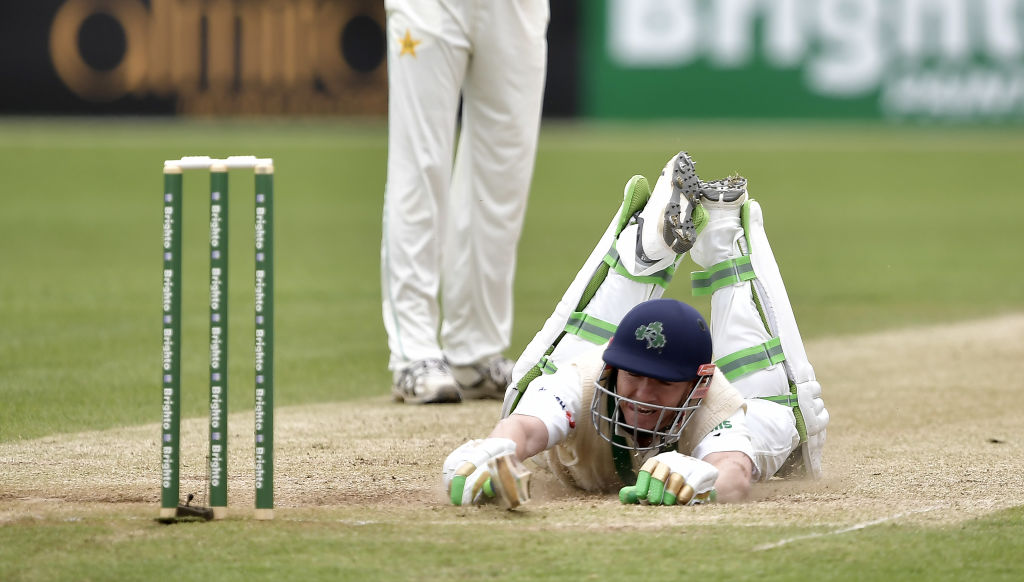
[618,452,718,506]
[442,438,531,508]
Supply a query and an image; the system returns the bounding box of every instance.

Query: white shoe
[689,175,749,269]
[635,151,703,263]
[699,175,748,221]
[661,151,703,253]
[451,355,514,400]
[392,359,462,404]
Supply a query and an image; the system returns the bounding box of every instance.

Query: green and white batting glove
[442,438,531,508]
[619,452,718,506]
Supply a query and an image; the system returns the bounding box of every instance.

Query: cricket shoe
[451,355,514,400]
[634,151,705,263]
[392,358,462,404]
[661,151,704,253]
[699,175,748,221]
[689,174,749,268]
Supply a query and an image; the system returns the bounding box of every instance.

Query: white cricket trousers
[381,0,549,370]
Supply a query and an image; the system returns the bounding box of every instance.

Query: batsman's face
[615,370,695,432]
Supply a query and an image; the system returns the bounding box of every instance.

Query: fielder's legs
[381,2,468,402]
[441,0,549,399]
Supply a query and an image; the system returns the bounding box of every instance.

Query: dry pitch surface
[3,314,1023,532]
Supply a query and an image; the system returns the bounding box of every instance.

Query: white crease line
[752,506,942,551]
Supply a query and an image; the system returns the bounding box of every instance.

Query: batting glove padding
[443,438,519,506]
[619,452,718,506]
[486,453,533,509]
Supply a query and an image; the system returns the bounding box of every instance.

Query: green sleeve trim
[564,311,617,345]
[690,256,755,296]
[715,337,786,381]
[604,244,676,289]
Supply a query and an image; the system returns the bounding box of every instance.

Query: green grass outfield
[1,118,1023,580]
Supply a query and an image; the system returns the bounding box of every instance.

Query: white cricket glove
[442,438,532,508]
[796,380,829,478]
[619,452,718,506]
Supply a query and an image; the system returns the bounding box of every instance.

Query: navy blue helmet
[602,299,712,382]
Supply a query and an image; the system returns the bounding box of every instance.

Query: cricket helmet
[602,299,712,382]
[592,299,715,452]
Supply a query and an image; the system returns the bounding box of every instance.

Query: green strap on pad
[564,312,617,345]
[691,255,755,296]
[605,245,677,289]
[760,393,797,408]
[715,337,786,382]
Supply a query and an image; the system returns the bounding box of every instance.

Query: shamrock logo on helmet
[634,321,666,350]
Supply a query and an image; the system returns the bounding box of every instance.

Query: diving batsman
[442,151,829,507]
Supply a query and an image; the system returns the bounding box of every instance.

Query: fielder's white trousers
[381,0,549,370]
